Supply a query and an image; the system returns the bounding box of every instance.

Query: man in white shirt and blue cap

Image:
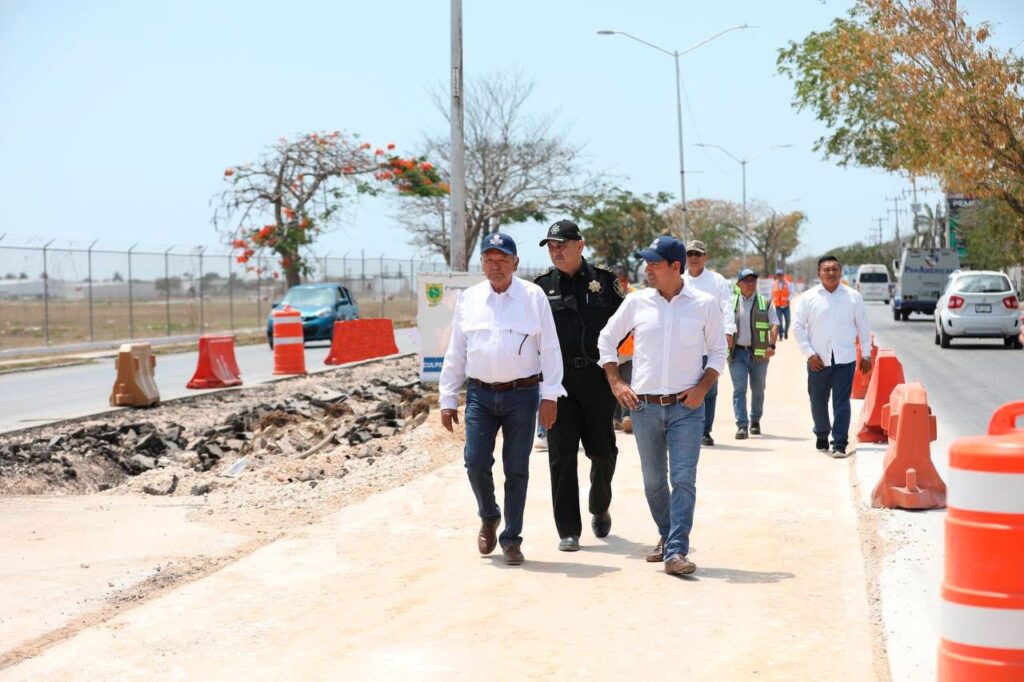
[793,255,872,457]
[597,236,728,576]
[439,232,566,565]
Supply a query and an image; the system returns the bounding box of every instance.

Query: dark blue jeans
[630,400,705,559]
[777,306,790,338]
[464,382,540,548]
[729,348,768,427]
[806,360,856,448]
[702,355,718,436]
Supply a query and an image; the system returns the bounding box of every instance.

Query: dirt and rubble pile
[0,357,433,497]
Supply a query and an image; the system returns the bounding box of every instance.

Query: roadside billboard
[416,272,485,383]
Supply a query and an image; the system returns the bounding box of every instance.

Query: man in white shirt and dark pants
[598,236,728,576]
[792,255,872,458]
[439,233,565,565]
[683,239,736,447]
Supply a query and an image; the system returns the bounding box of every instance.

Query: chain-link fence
[0,241,545,351]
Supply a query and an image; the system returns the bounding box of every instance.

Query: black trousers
[547,365,618,538]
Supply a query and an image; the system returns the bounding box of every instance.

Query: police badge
[588,280,601,293]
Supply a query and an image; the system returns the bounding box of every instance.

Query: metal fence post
[379,254,385,318]
[127,243,137,339]
[409,257,415,302]
[43,239,55,345]
[164,245,173,337]
[197,246,206,333]
[228,253,234,332]
[87,239,97,341]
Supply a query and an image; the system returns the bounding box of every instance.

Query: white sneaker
[534,434,548,451]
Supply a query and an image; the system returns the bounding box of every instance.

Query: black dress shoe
[591,511,612,538]
[831,444,849,458]
[735,427,748,440]
[750,422,761,435]
[816,436,830,452]
[701,434,715,447]
[558,536,580,552]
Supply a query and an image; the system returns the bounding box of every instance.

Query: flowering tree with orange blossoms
[778,0,1024,220]
[212,131,448,287]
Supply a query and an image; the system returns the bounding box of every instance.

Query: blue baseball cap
[738,268,758,280]
[636,236,685,264]
[480,232,517,256]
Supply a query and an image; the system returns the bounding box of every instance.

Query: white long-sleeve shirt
[439,276,566,410]
[597,285,728,395]
[684,267,737,335]
[793,284,872,364]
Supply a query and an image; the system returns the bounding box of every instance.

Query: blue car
[266,283,360,347]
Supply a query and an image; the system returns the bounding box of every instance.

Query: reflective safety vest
[772,280,791,308]
[731,293,772,361]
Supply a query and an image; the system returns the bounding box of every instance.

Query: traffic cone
[939,401,1024,680]
[272,306,306,375]
[870,382,945,509]
[187,335,242,389]
[856,349,905,443]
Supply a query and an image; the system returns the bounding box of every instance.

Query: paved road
[0,328,419,434]
[864,304,1024,438]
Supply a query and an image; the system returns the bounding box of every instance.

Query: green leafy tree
[569,189,672,267]
[961,200,1024,271]
[778,0,1024,219]
[672,198,741,270]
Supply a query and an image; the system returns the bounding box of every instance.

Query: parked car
[266,283,359,347]
[854,264,891,304]
[934,270,1022,348]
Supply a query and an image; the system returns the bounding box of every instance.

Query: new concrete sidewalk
[1,340,882,681]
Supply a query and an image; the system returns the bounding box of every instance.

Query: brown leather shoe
[502,544,524,565]
[665,554,697,576]
[645,537,666,563]
[478,518,499,555]
[622,416,633,434]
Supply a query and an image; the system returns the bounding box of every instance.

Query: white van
[854,264,891,304]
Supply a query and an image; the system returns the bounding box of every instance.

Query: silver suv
[934,270,1022,348]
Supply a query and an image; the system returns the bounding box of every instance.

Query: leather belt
[639,393,681,406]
[734,345,751,350]
[469,374,542,391]
[565,357,591,369]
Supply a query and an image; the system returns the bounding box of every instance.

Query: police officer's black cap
[539,220,583,246]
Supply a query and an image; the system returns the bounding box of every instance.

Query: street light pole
[449,0,467,271]
[696,143,792,269]
[598,25,750,243]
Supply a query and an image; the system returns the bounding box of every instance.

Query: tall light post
[696,143,792,268]
[597,25,750,242]
[449,0,467,271]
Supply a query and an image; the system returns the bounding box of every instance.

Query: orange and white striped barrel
[939,401,1024,681]
[272,305,306,375]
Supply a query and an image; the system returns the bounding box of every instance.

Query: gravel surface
[0,356,459,536]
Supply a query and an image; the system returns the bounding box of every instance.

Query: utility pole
[448,0,467,271]
[873,217,885,247]
[887,195,903,251]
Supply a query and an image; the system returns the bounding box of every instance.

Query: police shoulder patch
[613,278,627,298]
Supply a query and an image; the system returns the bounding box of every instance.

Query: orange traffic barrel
[272,305,306,375]
[939,401,1024,680]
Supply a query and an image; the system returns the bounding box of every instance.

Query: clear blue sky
[1,0,1021,270]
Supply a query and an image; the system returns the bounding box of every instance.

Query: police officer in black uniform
[535,220,626,552]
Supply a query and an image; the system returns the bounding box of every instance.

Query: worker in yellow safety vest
[728,269,779,440]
